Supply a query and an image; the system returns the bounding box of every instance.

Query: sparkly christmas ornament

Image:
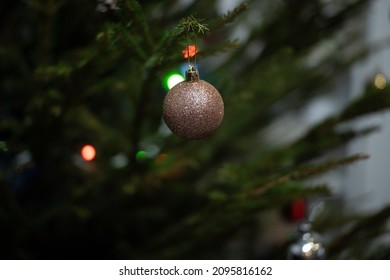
[287,221,326,260]
[162,66,224,140]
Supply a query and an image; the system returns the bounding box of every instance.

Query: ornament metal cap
[185,65,199,82]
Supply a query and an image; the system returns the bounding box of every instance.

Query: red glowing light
[182,45,198,58]
[291,199,306,221]
[81,145,96,161]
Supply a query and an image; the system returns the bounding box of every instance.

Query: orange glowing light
[182,45,198,58]
[155,153,168,164]
[81,145,96,161]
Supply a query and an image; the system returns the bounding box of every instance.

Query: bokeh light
[374,73,387,89]
[81,145,96,161]
[110,153,128,169]
[136,150,147,161]
[302,242,314,254]
[166,73,184,90]
[182,45,198,58]
[155,153,168,164]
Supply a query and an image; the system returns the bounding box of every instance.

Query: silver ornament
[287,222,326,260]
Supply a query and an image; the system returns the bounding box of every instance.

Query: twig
[251,154,369,196]
[208,2,249,30]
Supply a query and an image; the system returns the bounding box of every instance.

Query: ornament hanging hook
[194,35,198,66]
[179,15,207,69]
[185,31,198,68]
[184,35,199,69]
[186,30,191,67]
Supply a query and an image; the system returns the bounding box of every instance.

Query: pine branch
[145,15,210,69]
[175,15,209,36]
[119,0,154,50]
[218,85,389,187]
[146,181,331,258]
[148,7,247,69]
[208,2,249,30]
[290,85,390,162]
[117,22,148,60]
[340,86,390,120]
[327,204,390,258]
[198,39,241,57]
[291,122,378,164]
[250,154,369,196]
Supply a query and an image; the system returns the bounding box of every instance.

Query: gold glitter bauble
[162,67,224,140]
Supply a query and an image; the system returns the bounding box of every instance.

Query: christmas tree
[1,0,390,259]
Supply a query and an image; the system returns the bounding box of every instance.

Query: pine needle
[175,15,209,36]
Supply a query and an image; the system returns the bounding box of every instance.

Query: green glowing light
[136,150,147,160]
[166,73,184,90]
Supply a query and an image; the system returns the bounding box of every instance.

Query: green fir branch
[255,87,390,175]
[106,22,148,60]
[250,154,369,196]
[175,15,209,36]
[290,85,390,162]
[198,39,241,57]
[208,2,249,30]
[340,86,390,120]
[147,180,331,258]
[120,0,154,50]
[145,15,209,69]
[327,205,390,258]
[146,10,244,69]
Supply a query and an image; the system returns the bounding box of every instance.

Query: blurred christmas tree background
[1,0,390,259]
